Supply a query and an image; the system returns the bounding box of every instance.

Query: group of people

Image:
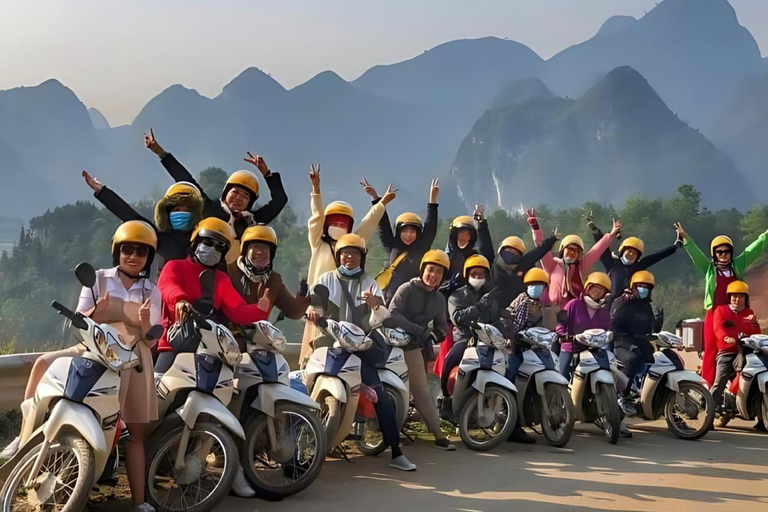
[2,130,767,511]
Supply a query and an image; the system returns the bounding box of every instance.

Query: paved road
[219,418,768,512]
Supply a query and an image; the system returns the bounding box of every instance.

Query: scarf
[237,256,271,296]
[510,293,534,334]
[221,200,256,230]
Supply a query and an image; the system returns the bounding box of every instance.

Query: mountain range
[0,0,765,220]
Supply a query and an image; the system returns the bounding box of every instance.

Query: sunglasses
[715,250,732,255]
[120,244,150,257]
[200,238,229,251]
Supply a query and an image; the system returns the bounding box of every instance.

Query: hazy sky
[2,0,766,126]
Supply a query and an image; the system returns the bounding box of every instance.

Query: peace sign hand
[429,178,440,203]
[359,178,379,200]
[82,170,103,193]
[381,184,398,206]
[244,152,270,176]
[309,164,321,193]
[144,128,165,156]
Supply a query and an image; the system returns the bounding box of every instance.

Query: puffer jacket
[385,278,449,350]
[449,283,507,345]
[610,292,663,351]
[491,235,557,308]
[440,219,495,298]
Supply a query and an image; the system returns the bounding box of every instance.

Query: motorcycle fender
[310,375,347,403]
[590,370,616,395]
[176,391,245,440]
[756,372,768,394]
[533,370,569,396]
[43,400,108,474]
[472,370,517,395]
[379,370,408,396]
[664,371,706,392]
[0,429,44,484]
[251,383,320,418]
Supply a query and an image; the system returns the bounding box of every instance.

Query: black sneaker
[755,420,767,432]
[439,396,453,422]
[507,426,536,444]
[619,422,633,438]
[434,438,457,451]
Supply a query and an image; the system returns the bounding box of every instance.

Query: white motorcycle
[230,321,325,499]
[715,334,768,430]
[514,328,574,447]
[0,265,145,512]
[353,327,410,456]
[618,332,714,439]
[569,329,621,444]
[304,318,370,454]
[445,323,518,451]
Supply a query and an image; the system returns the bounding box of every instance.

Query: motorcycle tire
[540,383,575,448]
[597,383,621,445]
[664,382,715,440]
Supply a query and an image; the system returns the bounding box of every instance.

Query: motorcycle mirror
[310,285,330,309]
[145,324,164,341]
[75,262,97,289]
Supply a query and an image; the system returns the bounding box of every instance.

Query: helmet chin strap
[117,267,144,280]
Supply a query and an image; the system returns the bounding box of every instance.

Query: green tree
[198,167,227,196]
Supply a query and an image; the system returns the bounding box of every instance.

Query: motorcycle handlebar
[51,301,89,330]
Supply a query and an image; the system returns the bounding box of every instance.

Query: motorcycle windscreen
[476,345,496,371]
[250,350,279,383]
[324,347,352,376]
[64,358,108,403]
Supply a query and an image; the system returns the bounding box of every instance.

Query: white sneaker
[389,455,417,472]
[1,437,20,460]
[131,503,156,512]
[232,465,256,498]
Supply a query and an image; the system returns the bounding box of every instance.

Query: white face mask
[195,244,222,267]
[563,256,576,265]
[468,277,486,290]
[620,255,632,265]
[327,226,347,240]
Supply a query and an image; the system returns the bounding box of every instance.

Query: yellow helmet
[395,212,423,232]
[630,270,656,288]
[222,170,260,206]
[324,200,355,223]
[710,235,734,257]
[335,233,367,256]
[619,237,644,256]
[463,254,490,280]
[499,236,526,254]
[111,221,158,271]
[190,217,235,248]
[523,268,550,286]
[584,272,611,293]
[726,280,749,296]
[420,249,450,274]
[559,234,585,255]
[165,181,202,201]
[451,215,475,230]
[240,225,278,258]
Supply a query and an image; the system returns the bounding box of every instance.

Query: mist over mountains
[0,0,765,220]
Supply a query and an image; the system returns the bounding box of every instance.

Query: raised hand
[82,170,103,193]
[474,204,485,222]
[139,298,151,324]
[381,184,398,206]
[244,152,270,176]
[359,178,379,200]
[361,284,382,309]
[429,178,440,203]
[309,164,321,193]
[257,287,271,312]
[673,222,687,241]
[94,292,111,315]
[144,128,165,156]
[610,218,622,236]
[552,227,562,240]
[526,207,538,225]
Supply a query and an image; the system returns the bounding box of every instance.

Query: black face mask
[500,252,521,265]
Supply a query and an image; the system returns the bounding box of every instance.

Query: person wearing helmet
[492,234,557,309]
[527,208,621,309]
[711,281,762,422]
[360,178,440,304]
[440,255,507,419]
[675,222,768,385]
[82,171,204,269]
[144,129,288,240]
[228,225,309,320]
[306,234,417,471]
[385,250,456,451]
[610,271,664,416]
[4,221,162,512]
[300,165,396,363]
[155,218,270,373]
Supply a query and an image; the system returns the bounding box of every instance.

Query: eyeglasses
[228,187,251,200]
[715,250,732,255]
[120,244,150,257]
[200,238,229,252]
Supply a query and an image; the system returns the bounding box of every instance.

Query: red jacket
[713,305,761,353]
[157,257,268,352]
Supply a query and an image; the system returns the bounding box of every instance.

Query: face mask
[527,284,544,300]
[620,255,633,266]
[169,211,192,231]
[636,286,650,300]
[563,256,576,265]
[468,277,486,290]
[327,226,347,240]
[500,252,521,265]
[338,265,362,278]
[195,244,222,267]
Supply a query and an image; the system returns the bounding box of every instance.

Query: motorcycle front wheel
[540,383,575,447]
[596,383,620,445]
[459,385,517,451]
[317,392,342,454]
[664,382,715,440]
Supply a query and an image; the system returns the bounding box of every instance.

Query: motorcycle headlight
[577,329,611,349]
[93,326,107,352]
[104,335,137,371]
[520,327,557,348]
[656,331,682,349]
[216,325,242,366]
[251,321,287,353]
[476,323,507,351]
[381,327,410,348]
[745,334,768,353]
[334,321,373,353]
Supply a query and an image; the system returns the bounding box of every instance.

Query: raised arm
[676,223,710,276]
[527,208,557,273]
[519,234,557,270]
[357,184,396,241]
[740,230,768,270]
[418,179,440,251]
[145,128,205,194]
[582,219,620,271]
[83,171,154,227]
[360,179,395,251]
[639,244,678,270]
[308,164,325,249]
[243,153,288,224]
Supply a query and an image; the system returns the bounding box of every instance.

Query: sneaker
[390,455,417,471]
[231,465,256,498]
[131,504,156,512]
[755,420,767,432]
[619,422,633,438]
[507,426,536,445]
[434,438,456,451]
[1,437,20,460]
[438,396,453,422]
[619,396,637,416]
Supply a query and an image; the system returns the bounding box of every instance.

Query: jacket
[492,235,557,309]
[683,233,768,310]
[555,296,612,353]
[713,305,761,354]
[385,278,449,350]
[378,202,438,304]
[533,226,615,309]
[227,259,309,320]
[610,292,663,351]
[448,283,506,345]
[157,256,269,351]
[440,219,495,298]
[310,270,390,337]
[159,152,288,239]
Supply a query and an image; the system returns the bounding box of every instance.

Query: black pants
[358,349,402,457]
[440,341,468,396]
[711,351,738,409]
[154,351,176,374]
[615,340,655,395]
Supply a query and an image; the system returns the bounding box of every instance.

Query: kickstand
[401,429,415,444]
[333,445,352,463]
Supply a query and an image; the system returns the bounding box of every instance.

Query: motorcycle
[145,270,244,512]
[444,323,518,451]
[0,263,147,512]
[229,321,326,499]
[715,334,768,430]
[618,332,714,439]
[569,329,621,444]
[514,327,575,447]
[353,327,410,456]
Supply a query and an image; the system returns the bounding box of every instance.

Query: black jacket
[448,283,507,345]
[160,152,288,239]
[610,292,663,351]
[440,219,495,298]
[491,235,557,309]
[385,278,449,350]
[378,203,438,304]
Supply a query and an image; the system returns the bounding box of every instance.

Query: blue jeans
[506,352,524,383]
[559,351,574,381]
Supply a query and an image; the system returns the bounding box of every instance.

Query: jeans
[711,351,737,409]
[505,352,524,383]
[559,351,574,381]
[440,341,468,396]
[358,348,402,456]
[615,340,655,395]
